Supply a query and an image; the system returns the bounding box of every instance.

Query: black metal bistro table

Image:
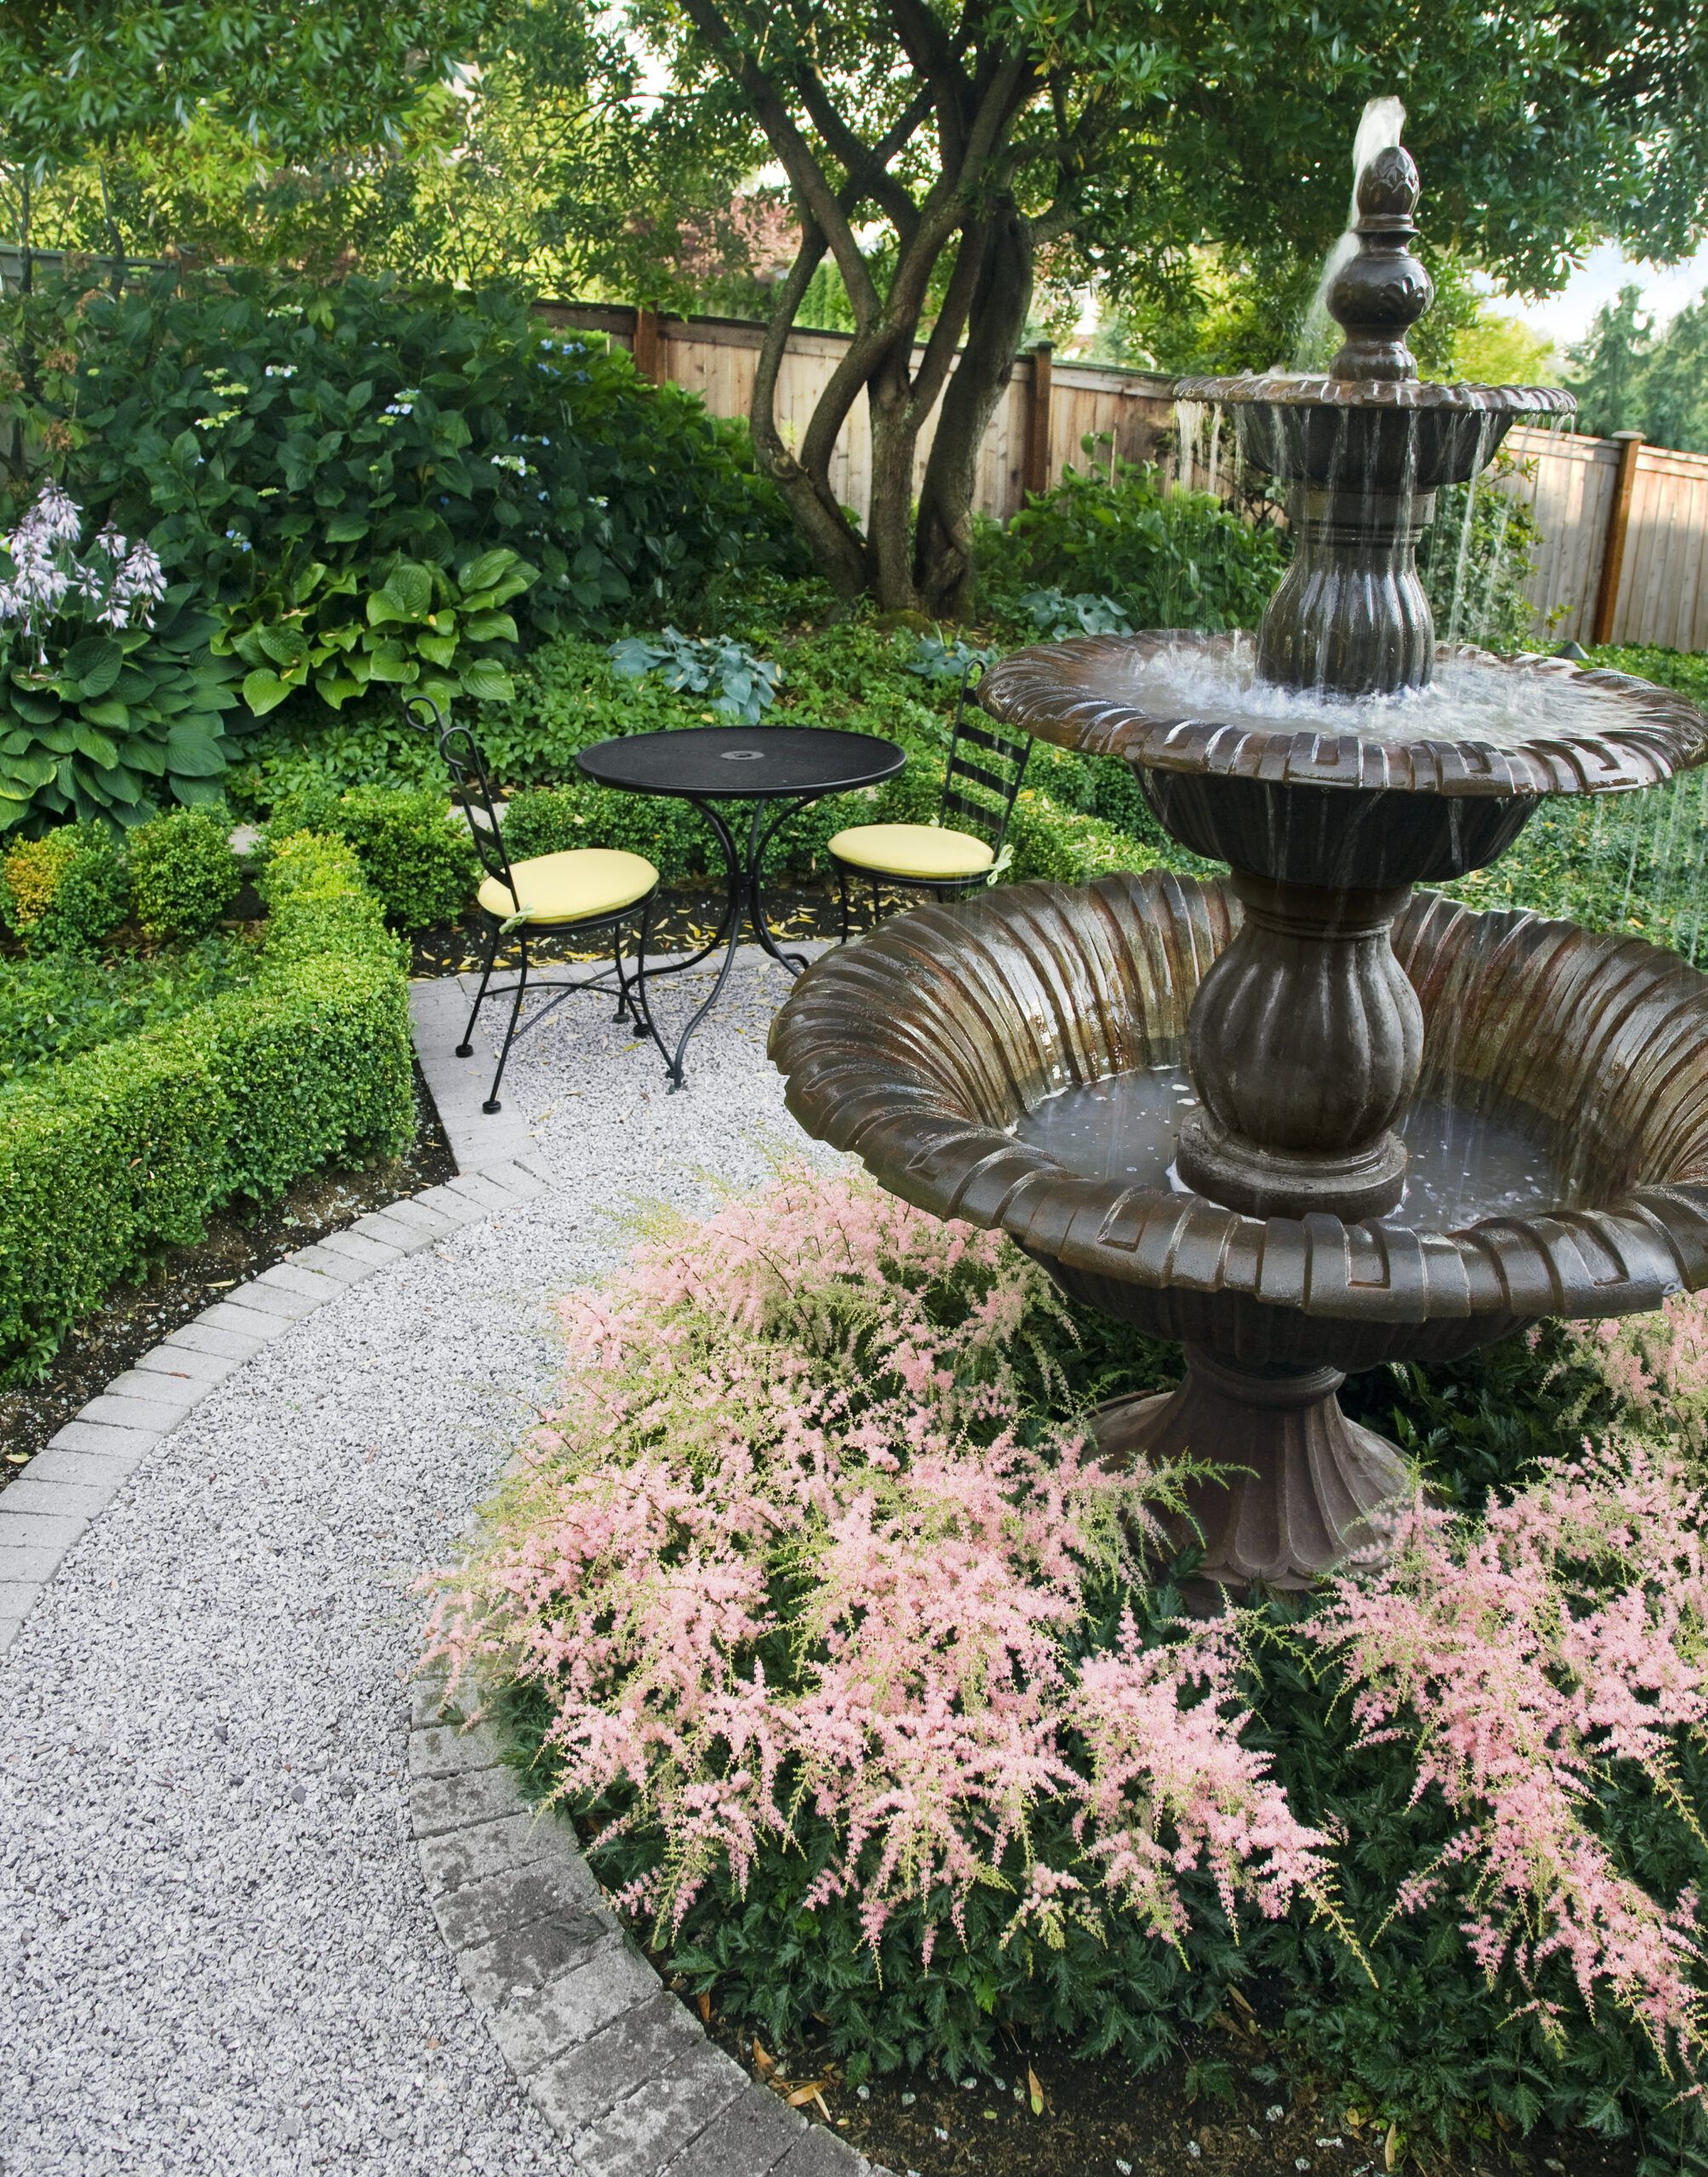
[576,724,905,1087]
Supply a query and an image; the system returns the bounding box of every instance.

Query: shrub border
[0,832,417,1384]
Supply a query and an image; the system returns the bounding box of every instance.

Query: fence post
[1023,341,1053,498]
[1591,429,1643,646]
[632,304,662,384]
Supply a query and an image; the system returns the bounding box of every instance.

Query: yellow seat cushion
[478,849,657,926]
[828,823,995,882]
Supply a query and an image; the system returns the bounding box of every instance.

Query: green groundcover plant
[428,1168,1708,2173]
[0,829,412,1381]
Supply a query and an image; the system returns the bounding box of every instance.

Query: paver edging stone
[407,1666,882,2177]
[0,1154,548,1653]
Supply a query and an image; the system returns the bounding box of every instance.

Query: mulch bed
[0,1062,454,1481]
[406,880,855,979]
[689,1993,1633,2177]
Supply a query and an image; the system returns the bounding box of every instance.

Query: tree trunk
[914,208,1035,619]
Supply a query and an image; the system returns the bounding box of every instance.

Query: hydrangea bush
[428,1169,1708,2157]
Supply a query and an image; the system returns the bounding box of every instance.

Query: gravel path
[0,953,833,2177]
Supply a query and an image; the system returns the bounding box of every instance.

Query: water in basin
[1092,632,1626,752]
[1013,1064,1569,1228]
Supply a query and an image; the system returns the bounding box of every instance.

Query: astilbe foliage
[426,1171,1332,1992]
[1302,1437,1708,2079]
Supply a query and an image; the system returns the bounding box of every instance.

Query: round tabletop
[576,724,905,800]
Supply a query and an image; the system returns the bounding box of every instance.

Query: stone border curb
[409,1669,880,2177]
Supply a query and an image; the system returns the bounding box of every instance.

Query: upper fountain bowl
[1172,372,1575,494]
[979,634,1708,799]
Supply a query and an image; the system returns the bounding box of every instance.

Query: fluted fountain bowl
[1175,372,1575,494]
[769,873,1708,1590]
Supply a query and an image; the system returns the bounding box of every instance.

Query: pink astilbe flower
[1574,1293,1708,1451]
[1308,1436,1708,2067]
[423,1168,1322,1960]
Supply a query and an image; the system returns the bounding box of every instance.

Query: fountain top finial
[1327,141,1432,383]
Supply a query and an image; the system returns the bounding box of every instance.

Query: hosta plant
[608,627,781,725]
[219,545,536,716]
[0,482,236,833]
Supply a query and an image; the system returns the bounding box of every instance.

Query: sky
[1494,241,1708,352]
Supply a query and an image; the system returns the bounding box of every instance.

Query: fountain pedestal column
[1175,871,1425,1221]
[1095,1346,1408,1593]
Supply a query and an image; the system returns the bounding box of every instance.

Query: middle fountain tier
[770,137,1708,1595]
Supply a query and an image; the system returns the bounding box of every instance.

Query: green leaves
[222,545,536,719]
[0,584,240,833]
[368,562,435,626]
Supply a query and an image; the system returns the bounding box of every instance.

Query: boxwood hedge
[0,830,414,1384]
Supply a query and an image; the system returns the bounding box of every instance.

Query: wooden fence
[548,300,1708,654]
[538,301,1176,529]
[7,253,1705,653]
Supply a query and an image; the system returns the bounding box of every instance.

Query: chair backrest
[404,695,519,904]
[939,664,1030,854]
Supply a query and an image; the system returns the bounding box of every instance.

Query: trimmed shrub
[0,831,412,1383]
[0,822,130,952]
[268,782,479,930]
[0,938,258,1088]
[501,781,704,888]
[128,806,242,940]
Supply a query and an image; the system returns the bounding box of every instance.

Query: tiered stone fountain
[771,145,1708,1594]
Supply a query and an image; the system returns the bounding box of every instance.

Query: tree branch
[675,0,881,321]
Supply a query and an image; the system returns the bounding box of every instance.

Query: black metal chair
[826,664,1029,940]
[406,696,661,1113]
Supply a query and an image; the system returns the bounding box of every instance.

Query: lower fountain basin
[769,873,1708,1378]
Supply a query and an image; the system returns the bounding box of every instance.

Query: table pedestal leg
[633,793,821,1088]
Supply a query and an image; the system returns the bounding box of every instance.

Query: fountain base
[1096,1346,1408,1594]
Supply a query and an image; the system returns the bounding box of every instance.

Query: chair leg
[484,932,529,1114]
[870,878,883,929]
[835,863,853,946]
[611,924,632,1022]
[457,923,501,1058]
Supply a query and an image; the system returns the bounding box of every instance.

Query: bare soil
[688,1997,1637,2177]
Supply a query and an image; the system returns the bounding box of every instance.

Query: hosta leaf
[417,634,459,668]
[462,611,518,645]
[165,725,228,777]
[370,560,434,624]
[459,547,519,594]
[63,635,125,698]
[324,513,370,543]
[241,668,294,717]
[460,659,514,702]
[257,624,310,669]
[82,700,130,730]
[72,725,119,766]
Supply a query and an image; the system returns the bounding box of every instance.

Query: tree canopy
[576,0,1708,609]
[1569,282,1708,455]
[0,0,495,176]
